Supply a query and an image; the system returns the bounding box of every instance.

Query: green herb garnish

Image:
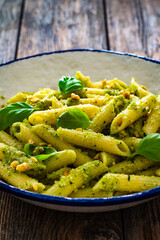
[56,109,91,129]
[58,76,84,95]
[0,102,39,130]
[24,144,57,161]
[131,133,160,162]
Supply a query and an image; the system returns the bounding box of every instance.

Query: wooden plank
[141,0,160,60]
[122,198,160,240]
[0,195,123,239]
[17,0,107,58]
[0,0,24,238]
[0,0,23,63]
[105,0,160,60]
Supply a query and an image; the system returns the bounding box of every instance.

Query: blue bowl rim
[0,48,160,207]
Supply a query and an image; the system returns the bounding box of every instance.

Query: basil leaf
[0,102,35,130]
[59,76,84,95]
[24,144,57,161]
[131,133,160,162]
[56,109,91,129]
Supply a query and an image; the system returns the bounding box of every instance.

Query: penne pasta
[93,173,160,193]
[44,150,76,173]
[57,128,131,157]
[0,143,46,173]
[0,130,23,151]
[1,72,160,198]
[88,99,116,133]
[135,166,160,176]
[100,152,120,167]
[47,167,71,181]
[7,92,29,104]
[110,94,156,134]
[32,124,93,166]
[75,71,96,88]
[143,96,160,135]
[0,161,45,192]
[29,104,99,125]
[10,122,45,145]
[69,187,113,198]
[83,88,106,96]
[43,160,107,196]
[108,156,155,174]
[121,137,141,152]
[130,78,150,98]
[62,96,110,107]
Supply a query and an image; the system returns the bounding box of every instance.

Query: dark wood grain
[122,198,160,240]
[105,0,160,60]
[141,0,160,60]
[0,0,23,63]
[0,194,123,240]
[17,0,107,58]
[0,1,25,239]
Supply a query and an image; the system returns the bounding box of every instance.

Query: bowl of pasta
[0,49,160,212]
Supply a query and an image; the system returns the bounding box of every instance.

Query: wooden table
[0,1,160,239]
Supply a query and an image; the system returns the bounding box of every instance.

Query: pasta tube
[0,143,46,173]
[136,166,160,176]
[0,130,23,151]
[86,94,103,98]
[7,92,28,104]
[106,78,128,89]
[57,128,131,157]
[84,88,106,95]
[49,96,63,108]
[93,173,160,192]
[69,187,113,198]
[75,71,96,88]
[44,150,76,173]
[26,88,60,103]
[43,160,107,196]
[110,94,156,134]
[143,96,160,135]
[108,156,155,174]
[31,96,63,110]
[32,124,93,166]
[0,161,45,192]
[62,96,110,107]
[75,71,108,89]
[130,78,150,98]
[29,104,99,125]
[88,99,116,132]
[47,167,71,181]
[100,152,119,166]
[122,137,141,152]
[155,168,160,177]
[10,122,45,145]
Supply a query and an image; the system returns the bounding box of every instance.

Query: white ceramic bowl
[0,49,160,212]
